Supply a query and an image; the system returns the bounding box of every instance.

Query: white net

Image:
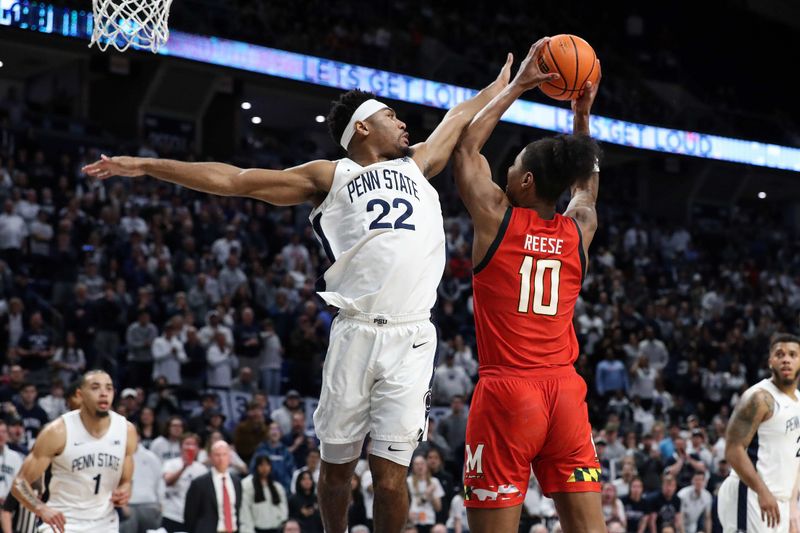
[90,0,174,53]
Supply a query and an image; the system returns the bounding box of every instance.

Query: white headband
[339,99,388,150]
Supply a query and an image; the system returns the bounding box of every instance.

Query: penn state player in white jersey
[11,370,137,533]
[717,334,800,533]
[82,50,520,533]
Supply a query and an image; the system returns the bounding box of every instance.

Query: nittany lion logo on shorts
[423,390,432,413]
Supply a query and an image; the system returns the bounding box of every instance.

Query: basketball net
[90,0,173,53]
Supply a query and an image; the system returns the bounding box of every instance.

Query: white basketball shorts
[717,476,789,533]
[313,310,437,446]
[37,512,119,533]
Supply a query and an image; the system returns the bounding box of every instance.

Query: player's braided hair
[521,134,602,202]
[326,89,377,150]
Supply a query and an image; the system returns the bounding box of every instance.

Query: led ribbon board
[3,0,799,172]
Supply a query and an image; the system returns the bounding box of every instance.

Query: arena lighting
[315,115,325,123]
[758,191,767,199]
[0,60,4,68]
[251,116,261,125]
[2,0,800,172]
[240,101,251,110]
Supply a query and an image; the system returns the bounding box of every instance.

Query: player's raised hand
[511,37,560,91]
[38,504,66,533]
[81,154,146,180]
[572,60,601,116]
[758,488,780,528]
[111,483,132,507]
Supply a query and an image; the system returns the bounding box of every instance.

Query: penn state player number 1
[93,473,101,494]
[367,198,415,230]
[517,257,561,316]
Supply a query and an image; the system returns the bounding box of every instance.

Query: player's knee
[373,476,407,500]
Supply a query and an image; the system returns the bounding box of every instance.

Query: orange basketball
[538,34,599,101]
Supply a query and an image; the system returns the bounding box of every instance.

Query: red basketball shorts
[463,368,601,509]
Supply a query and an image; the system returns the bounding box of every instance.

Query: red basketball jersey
[472,207,586,378]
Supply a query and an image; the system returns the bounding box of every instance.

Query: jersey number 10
[517,257,561,316]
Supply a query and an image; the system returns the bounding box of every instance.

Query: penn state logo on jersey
[309,157,445,315]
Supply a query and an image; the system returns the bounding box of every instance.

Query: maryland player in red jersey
[453,37,604,533]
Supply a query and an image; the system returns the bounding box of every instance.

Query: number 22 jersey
[309,157,446,315]
[472,207,586,378]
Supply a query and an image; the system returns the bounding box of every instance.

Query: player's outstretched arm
[411,52,514,179]
[725,389,780,528]
[111,422,139,508]
[82,156,336,206]
[11,419,67,533]
[453,38,558,232]
[564,60,602,253]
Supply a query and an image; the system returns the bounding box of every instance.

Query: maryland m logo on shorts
[567,467,602,483]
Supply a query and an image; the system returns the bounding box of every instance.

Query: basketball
[538,34,599,101]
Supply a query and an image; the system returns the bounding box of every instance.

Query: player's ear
[520,171,534,189]
[354,121,370,139]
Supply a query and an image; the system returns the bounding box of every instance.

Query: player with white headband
[83,49,519,533]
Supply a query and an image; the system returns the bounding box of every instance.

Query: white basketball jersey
[309,157,446,315]
[730,379,800,500]
[48,410,128,521]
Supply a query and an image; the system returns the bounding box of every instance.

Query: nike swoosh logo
[73,442,85,446]
[388,444,409,452]
[412,342,428,349]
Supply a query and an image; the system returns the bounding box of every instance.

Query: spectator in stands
[431,353,473,406]
[240,455,289,533]
[181,325,206,389]
[288,470,322,533]
[437,395,468,474]
[290,448,321,495]
[150,415,186,464]
[16,312,55,386]
[251,423,296,491]
[259,318,284,395]
[13,383,48,443]
[621,477,648,533]
[37,379,67,421]
[602,482,627,528]
[425,446,454,524]
[406,455,444,533]
[234,400,269,465]
[676,471,711,533]
[596,351,629,398]
[647,474,683,533]
[232,366,259,394]
[161,433,208,533]
[137,406,157,449]
[125,310,158,386]
[120,429,163,533]
[0,199,27,271]
[638,326,669,373]
[152,317,188,386]
[207,329,237,389]
[271,390,304,436]
[52,331,86,386]
[282,411,312,468]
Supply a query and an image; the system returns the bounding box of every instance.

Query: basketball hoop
[90,0,173,53]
